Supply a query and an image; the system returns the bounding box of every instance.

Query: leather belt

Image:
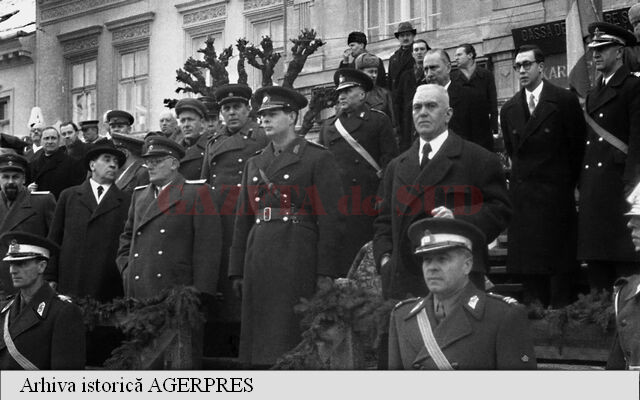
[255,207,315,224]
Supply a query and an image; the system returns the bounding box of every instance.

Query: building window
[250,17,284,87]
[118,48,148,132]
[71,59,97,123]
[366,0,439,42]
[0,97,9,131]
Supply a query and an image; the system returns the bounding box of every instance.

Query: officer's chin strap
[3,310,38,370]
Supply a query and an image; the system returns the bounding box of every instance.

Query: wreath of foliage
[541,289,615,335]
[76,286,204,369]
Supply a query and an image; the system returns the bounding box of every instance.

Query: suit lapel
[90,185,123,222]
[0,190,36,232]
[181,135,207,162]
[587,66,629,113]
[76,180,97,215]
[265,138,304,177]
[521,83,557,144]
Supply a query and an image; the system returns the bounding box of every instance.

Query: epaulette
[31,191,51,195]
[487,292,519,305]
[57,294,72,303]
[307,140,327,150]
[185,179,207,184]
[394,297,420,310]
[134,184,149,191]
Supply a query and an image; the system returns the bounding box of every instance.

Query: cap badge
[37,302,45,317]
[7,161,13,166]
[148,145,154,151]
[263,95,270,104]
[339,75,346,83]
[420,230,434,247]
[468,295,479,309]
[228,92,234,97]
[9,240,19,254]
[521,354,530,363]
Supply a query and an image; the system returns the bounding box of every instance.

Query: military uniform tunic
[229,137,345,365]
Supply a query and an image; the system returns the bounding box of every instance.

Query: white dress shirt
[419,130,449,165]
[89,178,112,204]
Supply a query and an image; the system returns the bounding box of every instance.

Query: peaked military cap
[142,135,185,160]
[106,110,134,126]
[79,120,99,130]
[395,21,417,38]
[408,218,487,272]
[334,68,374,92]
[215,84,253,106]
[111,132,145,155]
[175,98,207,119]
[198,96,220,117]
[1,231,59,261]
[254,86,308,113]
[587,22,636,48]
[85,138,126,169]
[0,153,28,174]
[0,133,27,155]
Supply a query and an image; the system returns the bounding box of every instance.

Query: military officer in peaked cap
[200,84,268,357]
[578,21,640,291]
[0,232,85,369]
[111,133,149,198]
[319,69,397,276]
[174,98,209,180]
[79,120,100,144]
[388,218,536,370]
[116,135,222,304]
[106,110,135,136]
[0,154,55,297]
[229,86,345,366]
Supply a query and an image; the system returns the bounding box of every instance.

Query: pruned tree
[282,29,325,89]
[236,36,281,87]
[236,39,249,85]
[163,36,232,108]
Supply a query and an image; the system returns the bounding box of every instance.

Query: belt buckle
[263,207,271,222]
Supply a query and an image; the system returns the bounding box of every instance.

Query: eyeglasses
[143,156,171,167]
[512,61,536,71]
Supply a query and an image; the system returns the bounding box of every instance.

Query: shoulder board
[633,72,640,78]
[57,294,72,303]
[254,148,266,155]
[487,292,519,305]
[134,184,149,191]
[307,141,327,150]
[394,297,420,310]
[185,179,207,185]
[30,191,51,195]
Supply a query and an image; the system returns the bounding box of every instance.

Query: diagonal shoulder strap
[334,118,383,178]
[416,308,453,370]
[584,111,628,154]
[3,310,38,370]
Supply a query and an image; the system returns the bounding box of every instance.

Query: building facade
[0,0,630,137]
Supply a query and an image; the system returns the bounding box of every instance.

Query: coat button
[200,152,204,156]
[238,158,243,163]
[211,186,215,190]
[253,177,258,182]
[283,216,289,222]
[597,162,602,167]
[585,165,589,169]
[255,197,260,202]
[239,170,243,174]
[160,229,165,233]
[599,137,603,142]
[256,218,261,224]
[283,193,288,198]
[237,183,241,187]
[212,162,217,166]
[158,250,163,255]
[134,253,139,258]
[136,231,141,236]
[212,174,217,178]
[157,273,162,278]
[599,113,604,118]
[586,140,590,145]
[134,275,140,280]
[352,178,357,183]
[243,136,248,140]
[284,174,290,180]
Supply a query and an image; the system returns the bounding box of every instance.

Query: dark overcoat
[388,46,415,93]
[179,134,209,180]
[115,159,149,198]
[30,148,84,199]
[200,120,268,321]
[319,105,398,275]
[449,67,498,151]
[608,274,640,370]
[116,174,222,299]
[393,67,425,152]
[47,180,130,301]
[0,189,55,296]
[229,137,345,365]
[0,283,85,369]
[501,81,586,274]
[373,133,511,300]
[388,283,536,370]
[577,65,640,262]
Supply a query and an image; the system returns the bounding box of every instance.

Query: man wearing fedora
[319,69,397,276]
[578,22,640,291]
[388,218,535,370]
[0,154,55,297]
[388,22,418,96]
[112,133,149,198]
[47,139,129,302]
[339,31,387,88]
[0,231,85,369]
[116,136,221,301]
[229,86,345,366]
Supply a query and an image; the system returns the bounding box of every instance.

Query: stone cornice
[105,12,155,45]
[39,0,143,26]
[244,0,283,11]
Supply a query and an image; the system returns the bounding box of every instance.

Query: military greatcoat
[578,65,640,262]
[179,134,209,181]
[116,174,222,299]
[229,137,345,365]
[388,283,536,370]
[319,105,398,275]
[200,120,268,321]
[0,283,85,370]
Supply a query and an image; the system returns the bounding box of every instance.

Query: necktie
[97,185,104,199]
[528,93,536,116]
[154,186,160,199]
[420,143,432,169]
[434,301,445,322]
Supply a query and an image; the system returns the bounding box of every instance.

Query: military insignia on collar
[263,96,270,104]
[9,240,19,254]
[635,283,640,296]
[468,295,479,309]
[293,144,300,154]
[37,302,45,317]
[521,354,530,363]
[7,161,13,166]
[228,92,234,97]
[360,112,365,118]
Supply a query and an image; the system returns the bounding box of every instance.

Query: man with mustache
[0,154,55,297]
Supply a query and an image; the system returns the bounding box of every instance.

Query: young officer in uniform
[388,218,536,370]
[229,86,345,366]
[0,231,85,369]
